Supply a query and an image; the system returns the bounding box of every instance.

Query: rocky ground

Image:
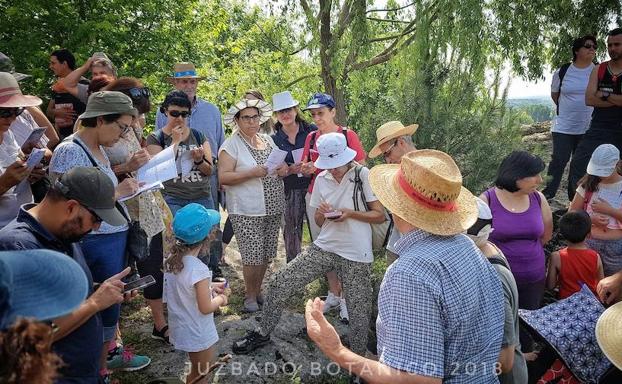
[114,121,566,383]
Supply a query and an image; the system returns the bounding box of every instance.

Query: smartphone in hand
[123,275,156,293]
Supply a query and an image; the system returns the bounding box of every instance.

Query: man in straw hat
[156,62,225,276]
[305,150,505,383]
[369,120,418,265]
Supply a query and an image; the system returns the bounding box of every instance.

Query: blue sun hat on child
[173,203,221,245]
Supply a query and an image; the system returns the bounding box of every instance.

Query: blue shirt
[271,122,317,192]
[156,97,225,161]
[0,204,102,383]
[376,229,504,383]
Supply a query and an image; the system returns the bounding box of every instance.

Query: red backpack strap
[597,61,609,82]
[307,131,318,162]
[583,190,593,211]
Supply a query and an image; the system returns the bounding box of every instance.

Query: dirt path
[117,219,354,384]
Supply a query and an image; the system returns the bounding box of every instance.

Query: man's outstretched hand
[305,297,343,359]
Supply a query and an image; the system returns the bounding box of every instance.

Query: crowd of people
[1,27,622,384]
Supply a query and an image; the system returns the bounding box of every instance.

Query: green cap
[54,167,127,227]
[79,91,138,119]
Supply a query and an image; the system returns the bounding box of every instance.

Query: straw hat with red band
[369,149,478,235]
[596,301,622,370]
[0,72,42,108]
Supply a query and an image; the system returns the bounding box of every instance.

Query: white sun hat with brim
[0,72,42,108]
[313,132,357,170]
[224,98,273,127]
[272,91,299,112]
[596,300,622,370]
[369,149,478,236]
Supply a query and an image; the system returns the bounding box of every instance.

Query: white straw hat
[313,132,357,170]
[369,121,418,158]
[224,98,272,127]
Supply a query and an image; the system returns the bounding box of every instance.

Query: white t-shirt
[310,165,378,263]
[0,131,33,229]
[164,256,218,352]
[577,180,622,230]
[551,63,595,135]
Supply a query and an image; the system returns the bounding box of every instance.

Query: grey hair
[399,135,414,145]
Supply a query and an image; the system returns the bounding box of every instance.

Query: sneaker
[322,292,341,313]
[151,325,169,344]
[339,298,349,324]
[232,330,271,354]
[107,346,151,372]
[212,266,226,282]
[257,294,264,306]
[243,298,260,313]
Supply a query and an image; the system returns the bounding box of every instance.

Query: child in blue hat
[164,203,229,383]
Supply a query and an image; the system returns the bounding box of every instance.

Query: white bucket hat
[587,144,619,177]
[314,132,357,170]
[272,91,299,112]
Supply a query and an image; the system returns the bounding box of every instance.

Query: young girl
[164,203,229,384]
[570,144,622,276]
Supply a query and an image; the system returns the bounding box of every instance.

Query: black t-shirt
[592,63,622,124]
[52,78,89,139]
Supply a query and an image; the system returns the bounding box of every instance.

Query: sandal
[151,325,169,344]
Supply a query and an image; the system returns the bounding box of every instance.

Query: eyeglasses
[382,140,398,159]
[80,204,103,225]
[114,121,131,135]
[0,107,25,118]
[583,43,597,49]
[239,114,261,123]
[127,87,150,100]
[167,110,190,118]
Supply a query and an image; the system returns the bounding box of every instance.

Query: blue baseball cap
[0,250,89,330]
[173,204,221,245]
[304,92,336,110]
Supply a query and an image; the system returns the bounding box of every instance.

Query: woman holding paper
[219,98,288,313]
[271,91,317,262]
[48,91,147,375]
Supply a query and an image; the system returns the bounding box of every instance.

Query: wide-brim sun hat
[0,72,42,108]
[224,98,272,126]
[78,91,138,120]
[369,149,478,235]
[369,121,419,158]
[0,53,30,82]
[167,62,206,82]
[596,301,622,370]
[272,91,299,112]
[587,144,619,177]
[0,249,88,330]
[313,131,357,170]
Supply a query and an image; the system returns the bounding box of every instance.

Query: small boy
[547,211,604,299]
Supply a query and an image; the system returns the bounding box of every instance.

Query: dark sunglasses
[583,43,597,49]
[0,107,25,118]
[167,110,190,118]
[127,87,150,99]
[82,205,103,224]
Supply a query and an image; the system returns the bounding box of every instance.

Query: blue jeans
[80,230,128,341]
[164,195,222,271]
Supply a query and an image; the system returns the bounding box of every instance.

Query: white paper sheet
[179,151,194,176]
[117,181,164,202]
[137,146,177,184]
[25,148,46,169]
[291,148,305,177]
[265,148,288,173]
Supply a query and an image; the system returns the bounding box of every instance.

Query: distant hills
[507,96,554,107]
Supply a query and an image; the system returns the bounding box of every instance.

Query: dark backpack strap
[156,129,166,149]
[352,165,369,212]
[342,128,349,147]
[488,256,510,270]
[72,138,99,167]
[556,63,571,115]
[191,128,202,146]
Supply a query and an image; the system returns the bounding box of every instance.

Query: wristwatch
[601,91,611,101]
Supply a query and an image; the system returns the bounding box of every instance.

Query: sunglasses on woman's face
[583,43,597,50]
[127,87,150,99]
[167,110,190,118]
[0,107,25,118]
